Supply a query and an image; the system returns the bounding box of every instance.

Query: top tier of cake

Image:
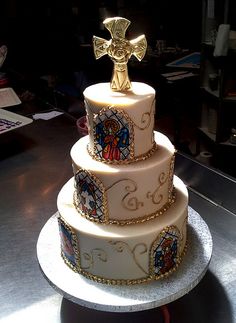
[84,82,156,164]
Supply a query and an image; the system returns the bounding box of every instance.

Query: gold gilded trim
[93,17,147,92]
[120,179,144,211]
[58,215,187,285]
[73,189,175,225]
[87,142,157,165]
[146,171,168,205]
[132,98,155,130]
[81,248,107,270]
[61,241,187,285]
[168,153,176,201]
[73,149,176,225]
[107,178,144,211]
[72,150,176,225]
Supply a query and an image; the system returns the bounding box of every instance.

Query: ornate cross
[93,17,147,92]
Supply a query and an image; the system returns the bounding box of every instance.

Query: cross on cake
[57,17,188,285]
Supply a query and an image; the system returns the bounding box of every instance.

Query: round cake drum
[37,207,212,312]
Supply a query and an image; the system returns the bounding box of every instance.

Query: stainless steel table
[0,107,235,323]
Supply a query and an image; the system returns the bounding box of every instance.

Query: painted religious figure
[80,179,97,216]
[95,118,129,161]
[153,228,179,276]
[58,219,77,268]
[75,170,104,221]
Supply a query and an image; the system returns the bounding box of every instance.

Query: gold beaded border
[168,152,176,201]
[73,189,176,226]
[61,241,187,286]
[72,153,176,226]
[87,142,158,165]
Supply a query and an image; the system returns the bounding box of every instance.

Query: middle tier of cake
[71,131,175,225]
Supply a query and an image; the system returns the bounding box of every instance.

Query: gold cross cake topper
[93,17,147,92]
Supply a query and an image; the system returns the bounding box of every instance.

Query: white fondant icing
[55,79,190,285]
[84,82,156,158]
[37,208,212,310]
[57,175,188,283]
[71,132,175,223]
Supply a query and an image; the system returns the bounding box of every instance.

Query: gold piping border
[87,142,158,165]
[72,152,176,225]
[73,189,176,226]
[168,152,176,201]
[60,240,187,285]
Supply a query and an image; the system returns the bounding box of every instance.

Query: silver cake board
[36,207,213,313]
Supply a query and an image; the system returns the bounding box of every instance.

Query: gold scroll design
[86,100,157,165]
[72,236,187,286]
[73,168,109,224]
[80,248,107,270]
[57,216,187,285]
[146,171,168,205]
[106,178,144,212]
[146,155,176,207]
[168,153,175,202]
[132,97,155,131]
[87,98,155,131]
[72,157,175,226]
[109,240,148,276]
[57,214,80,273]
[149,225,183,279]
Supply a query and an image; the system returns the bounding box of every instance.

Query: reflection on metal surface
[0,295,61,323]
[175,152,236,214]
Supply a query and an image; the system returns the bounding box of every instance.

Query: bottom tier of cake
[57,175,188,285]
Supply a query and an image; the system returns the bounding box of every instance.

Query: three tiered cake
[57,17,188,285]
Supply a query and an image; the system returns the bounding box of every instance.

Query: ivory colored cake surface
[57,80,189,285]
[57,175,188,284]
[84,82,156,161]
[71,131,175,224]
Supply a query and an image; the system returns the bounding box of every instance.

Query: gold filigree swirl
[109,241,148,275]
[81,248,107,270]
[146,171,168,205]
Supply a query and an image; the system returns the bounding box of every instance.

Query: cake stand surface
[37,207,212,313]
